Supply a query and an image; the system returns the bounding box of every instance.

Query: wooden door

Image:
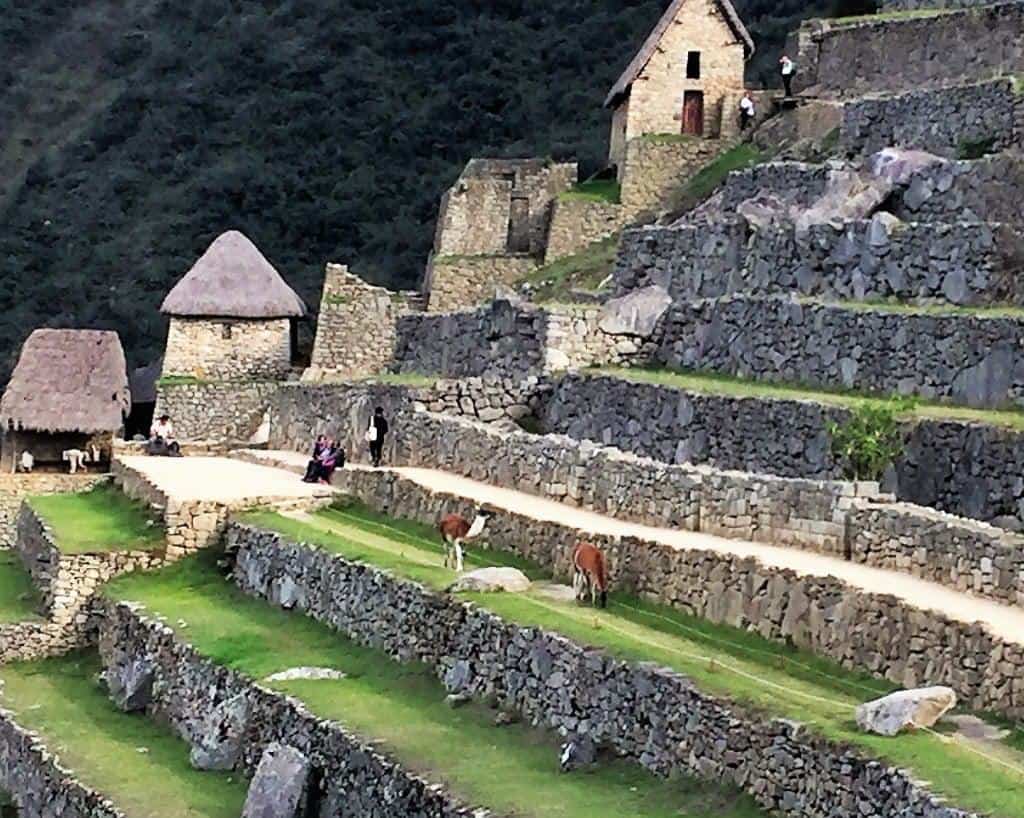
[682,91,704,136]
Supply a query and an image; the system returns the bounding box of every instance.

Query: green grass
[0,551,40,623]
[597,366,1024,432]
[29,484,164,555]
[522,235,619,302]
[835,299,1024,320]
[668,143,766,217]
[155,375,207,387]
[830,8,954,25]
[236,505,1024,818]
[108,552,764,818]
[0,653,247,818]
[357,372,439,387]
[559,179,621,204]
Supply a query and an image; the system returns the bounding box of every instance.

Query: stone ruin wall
[305,263,419,382]
[227,521,982,818]
[162,317,292,381]
[840,78,1024,158]
[657,294,1024,410]
[793,3,1024,98]
[427,254,536,312]
[432,176,511,257]
[543,198,629,264]
[153,381,279,443]
[619,135,725,213]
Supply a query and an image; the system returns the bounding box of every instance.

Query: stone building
[0,329,130,472]
[604,0,754,168]
[160,231,307,381]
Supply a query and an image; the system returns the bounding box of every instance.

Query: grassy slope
[108,553,763,818]
[0,551,40,623]
[524,236,619,302]
[240,505,1024,818]
[598,366,1024,431]
[29,484,164,555]
[0,653,246,818]
[559,179,621,203]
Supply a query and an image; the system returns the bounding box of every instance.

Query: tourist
[147,414,182,457]
[739,92,755,131]
[317,438,344,484]
[302,435,328,482]
[366,407,389,467]
[780,55,796,98]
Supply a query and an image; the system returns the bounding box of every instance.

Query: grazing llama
[438,509,491,572]
[572,541,608,608]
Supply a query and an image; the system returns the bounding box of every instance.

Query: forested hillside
[0,0,862,381]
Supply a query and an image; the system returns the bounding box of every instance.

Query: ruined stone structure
[160,230,306,381]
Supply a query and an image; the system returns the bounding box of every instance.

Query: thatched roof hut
[0,329,130,434]
[161,230,307,318]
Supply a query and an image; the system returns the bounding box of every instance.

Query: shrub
[828,398,910,481]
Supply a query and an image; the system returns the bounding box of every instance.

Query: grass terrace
[833,298,1024,320]
[0,551,40,623]
[597,366,1024,432]
[0,653,247,818]
[29,483,164,555]
[559,178,621,204]
[235,503,1024,818]
[108,552,764,818]
[355,372,440,387]
[829,7,957,25]
[523,235,618,302]
[667,143,766,217]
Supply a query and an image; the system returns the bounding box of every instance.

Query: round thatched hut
[0,329,130,472]
[160,230,307,381]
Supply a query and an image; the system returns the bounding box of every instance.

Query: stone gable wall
[840,78,1024,157]
[427,254,536,313]
[793,4,1024,98]
[226,522,979,818]
[434,177,512,256]
[658,295,1024,410]
[98,603,479,818]
[327,466,1024,720]
[305,263,417,381]
[162,317,292,381]
[153,382,279,443]
[544,199,629,264]
[619,135,725,212]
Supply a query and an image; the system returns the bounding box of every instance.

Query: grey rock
[598,286,672,338]
[108,657,155,712]
[190,693,251,771]
[855,687,957,736]
[559,735,597,771]
[242,743,311,818]
[446,567,531,594]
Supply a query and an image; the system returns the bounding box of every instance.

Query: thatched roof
[161,230,307,318]
[605,0,754,108]
[0,329,130,434]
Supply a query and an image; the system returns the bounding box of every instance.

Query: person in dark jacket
[302,435,327,482]
[366,407,389,467]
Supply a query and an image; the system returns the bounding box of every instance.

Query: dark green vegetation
[828,399,908,480]
[110,551,765,818]
[30,483,164,555]
[238,503,1024,817]
[0,551,40,623]
[0,653,247,818]
[1,0,872,382]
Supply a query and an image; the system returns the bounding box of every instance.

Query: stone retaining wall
[839,78,1024,157]
[227,522,986,818]
[0,620,91,665]
[327,467,1024,720]
[544,199,628,264]
[0,710,123,818]
[153,382,279,443]
[657,295,1024,410]
[428,254,536,312]
[98,603,478,818]
[793,4,1024,98]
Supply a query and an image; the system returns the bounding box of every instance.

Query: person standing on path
[739,92,755,131]
[780,55,796,98]
[366,406,389,467]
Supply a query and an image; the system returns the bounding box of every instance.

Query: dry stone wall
[162,317,292,381]
[658,295,1024,409]
[98,603,479,818]
[792,4,1024,98]
[333,465,1024,719]
[427,254,535,312]
[153,382,279,443]
[840,79,1024,157]
[544,199,628,264]
[227,521,979,818]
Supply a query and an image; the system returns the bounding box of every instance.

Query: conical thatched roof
[160,230,307,318]
[0,329,130,434]
[605,0,754,108]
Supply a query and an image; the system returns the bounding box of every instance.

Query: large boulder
[598,286,671,338]
[106,657,155,713]
[867,147,945,187]
[855,686,957,736]
[446,567,531,594]
[190,693,250,771]
[242,743,311,818]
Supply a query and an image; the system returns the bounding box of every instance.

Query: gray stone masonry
[657,294,1024,410]
[326,467,1024,719]
[154,381,279,444]
[98,603,481,818]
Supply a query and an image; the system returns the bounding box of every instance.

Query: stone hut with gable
[160,230,307,381]
[0,329,130,472]
[605,0,754,168]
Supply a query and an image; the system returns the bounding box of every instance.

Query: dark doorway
[682,91,704,136]
[507,194,531,253]
[686,51,701,79]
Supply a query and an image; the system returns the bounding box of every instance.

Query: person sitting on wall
[311,437,344,484]
[739,92,756,131]
[302,435,328,482]
[780,55,796,98]
[147,414,182,457]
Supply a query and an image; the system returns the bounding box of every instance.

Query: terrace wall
[224,521,984,818]
[153,382,280,443]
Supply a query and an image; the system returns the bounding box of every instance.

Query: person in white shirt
[739,93,756,131]
[780,55,796,98]
[148,414,181,456]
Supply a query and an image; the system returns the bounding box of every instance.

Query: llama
[572,541,608,608]
[438,509,491,572]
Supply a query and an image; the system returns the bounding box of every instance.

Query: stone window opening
[221,323,233,340]
[686,51,701,80]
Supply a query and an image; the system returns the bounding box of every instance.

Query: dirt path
[241,449,1024,644]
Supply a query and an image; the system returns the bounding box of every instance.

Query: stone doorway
[682,91,704,136]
